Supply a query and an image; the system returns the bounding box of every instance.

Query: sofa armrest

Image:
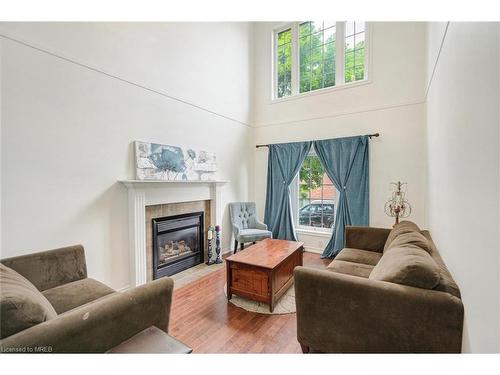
[344,226,391,252]
[294,267,463,353]
[255,220,268,230]
[0,245,87,291]
[0,277,174,353]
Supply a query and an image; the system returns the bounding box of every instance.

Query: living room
[1,0,499,372]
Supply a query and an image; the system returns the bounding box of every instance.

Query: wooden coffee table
[225,238,304,312]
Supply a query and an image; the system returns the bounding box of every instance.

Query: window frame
[272,21,371,102]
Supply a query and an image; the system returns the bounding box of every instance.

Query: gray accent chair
[229,202,272,253]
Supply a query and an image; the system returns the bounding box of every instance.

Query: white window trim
[296,227,333,238]
[271,21,371,103]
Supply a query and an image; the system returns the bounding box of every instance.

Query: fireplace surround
[119,179,227,287]
[153,211,204,278]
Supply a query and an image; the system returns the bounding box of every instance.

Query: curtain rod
[255,133,380,148]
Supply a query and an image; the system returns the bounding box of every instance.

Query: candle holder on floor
[214,225,222,264]
[206,226,214,265]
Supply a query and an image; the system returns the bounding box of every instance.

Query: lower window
[297,154,338,232]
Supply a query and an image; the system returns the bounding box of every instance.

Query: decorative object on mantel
[214,225,223,264]
[135,141,217,181]
[206,226,214,265]
[384,181,412,226]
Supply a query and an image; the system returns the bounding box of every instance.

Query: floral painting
[135,141,217,181]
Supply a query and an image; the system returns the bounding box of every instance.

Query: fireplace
[152,211,204,278]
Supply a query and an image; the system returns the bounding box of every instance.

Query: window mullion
[291,22,300,96]
[336,21,345,85]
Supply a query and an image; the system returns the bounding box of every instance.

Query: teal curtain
[264,141,312,240]
[313,136,369,258]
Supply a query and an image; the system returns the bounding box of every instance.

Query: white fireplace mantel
[118,179,228,287]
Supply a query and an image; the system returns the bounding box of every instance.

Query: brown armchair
[1,245,174,353]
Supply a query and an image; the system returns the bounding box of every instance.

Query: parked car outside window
[299,199,335,229]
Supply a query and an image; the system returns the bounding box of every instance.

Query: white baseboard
[304,246,324,254]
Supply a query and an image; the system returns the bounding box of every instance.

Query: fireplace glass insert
[153,211,204,278]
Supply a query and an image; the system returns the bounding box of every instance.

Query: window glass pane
[354,65,364,80]
[299,22,311,38]
[355,21,365,34]
[298,155,337,230]
[311,31,323,48]
[284,42,292,69]
[345,51,354,67]
[345,35,355,50]
[355,48,364,63]
[299,21,336,93]
[345,21,365,83]
[346,21,355,37]
[276,28,292,98]
[355,32,365,47]
[324,72,335,87]
[345,66,354,83]
[324,26,336,43]
[323,21,336,29]
[283,29,292,44]
[323,42,336,73]
[284,81,292,96]
[311,21,323,34]
[300,66,311,93]
[311,64,323,90]
[299,35,311,54]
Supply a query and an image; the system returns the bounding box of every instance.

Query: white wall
[426,22,500,353]
[252,22,428,250]
[0,22,253,289]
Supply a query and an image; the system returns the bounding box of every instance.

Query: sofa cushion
[42,278,115,314]
[327,260,374,278]
[369,246,440,289]
[0,263,57,339]
[383,220,421,252]
[335,248,383,266]
[386,231,432,254]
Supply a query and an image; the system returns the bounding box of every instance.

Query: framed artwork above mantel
[135,141,217,181]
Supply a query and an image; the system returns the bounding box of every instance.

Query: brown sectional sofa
[294,221,464,353]
[0,245,173,353]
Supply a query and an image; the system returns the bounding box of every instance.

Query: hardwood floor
[169,251,330,353]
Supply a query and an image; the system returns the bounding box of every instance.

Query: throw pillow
[0,263,57,338]
[369,246,440,289]
[383,220,421,252]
